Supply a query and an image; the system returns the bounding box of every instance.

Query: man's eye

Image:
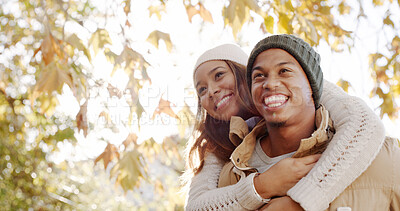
[280,68,290,74]
[253,73,264,79]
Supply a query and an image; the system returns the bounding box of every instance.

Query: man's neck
[261,115,316,157]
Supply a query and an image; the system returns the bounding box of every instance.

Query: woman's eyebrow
[195,66,225,88]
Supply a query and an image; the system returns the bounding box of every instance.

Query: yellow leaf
[264,16,274,34]
[146,30,172,52]
[66,33,91,61]
[176,103,195,138]
[199,3,214,23]
[336,79,351,93]
[148,5,164,20]
[89,29,112,56]
[306,19,318,45]
[223,0,252,38]
[373,0,384,6]
[110,149,146,192]
[123,0,131,15]
[338,2,351,15]
[31,62,73,103]
[38,95,59,117]
[278,12,290,33]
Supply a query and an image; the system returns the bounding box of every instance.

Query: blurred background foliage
[0,0,399,210]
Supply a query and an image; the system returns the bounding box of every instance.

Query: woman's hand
[254,154,321,199]
[258,196,304,211]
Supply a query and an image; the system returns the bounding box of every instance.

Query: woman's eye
[198,87,206,95]
[215,72,224,79]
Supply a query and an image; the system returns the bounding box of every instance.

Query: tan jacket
[219,106,400,210]
[219,105,335,187]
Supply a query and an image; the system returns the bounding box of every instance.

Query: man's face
[250,48,315,127]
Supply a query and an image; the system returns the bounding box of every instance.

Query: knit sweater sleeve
[185,153,264,211]
[287,80,385,211]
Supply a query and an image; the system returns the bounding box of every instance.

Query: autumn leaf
[185,4,199,23]
[278,12,290,33]
[146,30,172,52]
[34,31,64,65]
[148,5,165,20]
[99,111,112,125]
[31,62,73,104]
[152,98,178,120]
[66,33,91,61]
[76,100,88,137]
[223,0,260,38]
[107,84,122,98]
[336,79,351,93]
[185,3,213,23]
[89,29,112,55]
[110,149,146,192]
[95,143,120,169]
[123,0,131,15]
[38,95,59,117]
[199,3,214,23]
[264,16,274,34]
[176,103,195,138]
[123,133,138,148]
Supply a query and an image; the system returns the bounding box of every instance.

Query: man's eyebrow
[276,61,295,67]
[195,66,225,88]
[252,61,296,72]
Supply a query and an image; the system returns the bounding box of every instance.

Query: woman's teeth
[216,95,231,108]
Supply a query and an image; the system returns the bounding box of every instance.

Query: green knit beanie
[246,34,324,108]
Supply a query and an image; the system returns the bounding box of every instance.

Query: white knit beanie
[193,44,248,72]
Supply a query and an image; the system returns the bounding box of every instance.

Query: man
[219,34,400,210]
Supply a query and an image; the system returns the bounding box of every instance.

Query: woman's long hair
[185,60,258,176]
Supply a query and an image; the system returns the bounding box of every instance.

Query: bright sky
[53,0,400,162]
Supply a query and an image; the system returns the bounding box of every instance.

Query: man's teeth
[216,96,231,108]
[264,95,287,107]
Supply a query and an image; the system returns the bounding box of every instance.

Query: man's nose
[262,75,280,90]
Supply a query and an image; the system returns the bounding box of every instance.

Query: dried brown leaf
[95,143,120,169]
[76,100,88,137]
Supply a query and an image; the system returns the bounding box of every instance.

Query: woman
[184,43,385,210]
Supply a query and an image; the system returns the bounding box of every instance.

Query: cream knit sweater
[184,80,385,211]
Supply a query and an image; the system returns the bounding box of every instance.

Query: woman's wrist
[254,172,275,200]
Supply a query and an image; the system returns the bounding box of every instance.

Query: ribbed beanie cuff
[193,44,248,73]
[246,34,324,108]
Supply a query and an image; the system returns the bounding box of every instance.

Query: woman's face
[194,60,241,121]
